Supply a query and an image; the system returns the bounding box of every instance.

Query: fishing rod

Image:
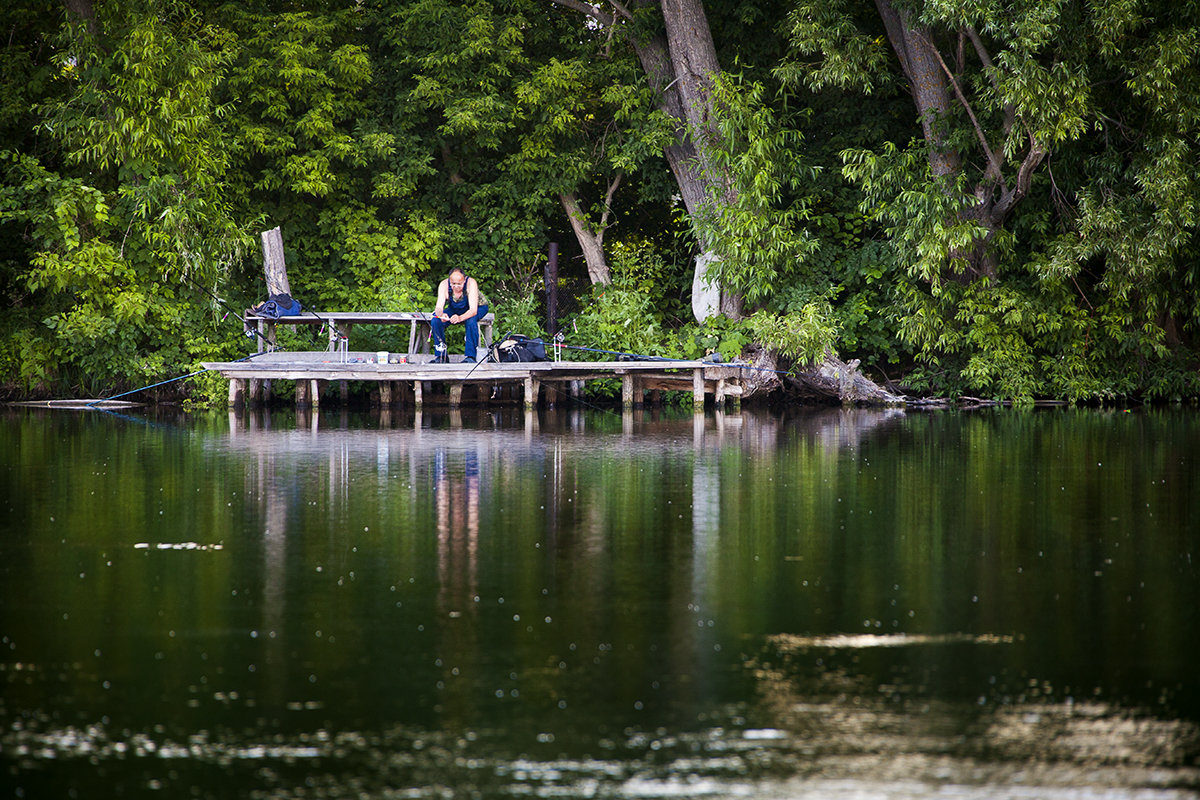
[169,263,339,352]
[83,351,269,408]
[82,263,323,408]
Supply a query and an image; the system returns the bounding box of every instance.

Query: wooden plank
[243,311,494,326]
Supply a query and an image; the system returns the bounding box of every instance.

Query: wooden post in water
[692,368,705,412]
[229,378,245,408]
[524,376,540,410]
[546,242,559,337]
[261,227,291,296]
[260,226,289,362]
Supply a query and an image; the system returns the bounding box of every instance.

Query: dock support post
[379,382,392,406]
[622,374,634,410]
[449,383,463,408]
[249,378,265,406]
[229,378,245,408]
[413,381,424,410]
[295,379,321,408]
[692,368,705,412]
[523,376,540,410]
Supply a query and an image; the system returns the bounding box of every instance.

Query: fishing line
[555,343,799,378]
[169,264,335,351]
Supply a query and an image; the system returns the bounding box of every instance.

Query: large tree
[376,0,673,290]
[550,0,746,320]
[782,0,1200,399]
[1,0,248,394]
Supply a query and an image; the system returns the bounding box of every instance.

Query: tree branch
[923,31,1003,183]
[874,0,915,83]
[608,0,635,23]
[548,0,617,27]
[965,26,1016,138]
[993,132,1046,222]
[598,172,623,231]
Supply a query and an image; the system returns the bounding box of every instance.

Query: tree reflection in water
[0,406,1198,799]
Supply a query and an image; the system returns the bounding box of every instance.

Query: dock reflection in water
[0,406,1198,798]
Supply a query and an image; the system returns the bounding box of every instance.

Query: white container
[376,351,388,364]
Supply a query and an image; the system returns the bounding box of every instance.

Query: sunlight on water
[1,406,1198,799]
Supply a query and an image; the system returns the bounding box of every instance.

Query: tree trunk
[875,0,1049,284]
[559,192,611,285]
[63,0,96,35]
[876,0,992,282]
[876,0,960,181]
[633,7,745,319]
[784,353,905,406]
[551,0,743,319]
[261,227,291,297]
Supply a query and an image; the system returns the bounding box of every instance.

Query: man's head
[448,267,467,295]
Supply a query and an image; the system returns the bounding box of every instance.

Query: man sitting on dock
[431,267,489,363]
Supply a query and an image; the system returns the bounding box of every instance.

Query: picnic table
[244,311,496,357]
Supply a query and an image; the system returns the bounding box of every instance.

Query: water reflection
[1,406,1198,799]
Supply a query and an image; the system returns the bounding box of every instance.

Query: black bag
[491,334,547,363]
[254,292,302,319]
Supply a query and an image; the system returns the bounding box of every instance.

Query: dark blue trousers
[431,304,488,361]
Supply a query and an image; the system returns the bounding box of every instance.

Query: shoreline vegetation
[2,1,1199,408]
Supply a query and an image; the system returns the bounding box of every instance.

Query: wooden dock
[202,351,744,411]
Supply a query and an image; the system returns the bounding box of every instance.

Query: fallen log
[739,347,906,406]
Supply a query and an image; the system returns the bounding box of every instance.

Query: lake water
[2,405,1199,799]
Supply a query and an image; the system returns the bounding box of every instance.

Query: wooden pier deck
[202,351,744,410]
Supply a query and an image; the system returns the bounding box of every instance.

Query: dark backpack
[491,334,547,362]
[255,292,302,319]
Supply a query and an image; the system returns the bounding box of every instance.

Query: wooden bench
[248,226,494,358]
[245,310,495,357]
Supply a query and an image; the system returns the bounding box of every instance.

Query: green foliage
[786,0,1200,401]
[0,3,250,396]
[744,305,836,367]
[568,243,683,359]
[692,75,824,304]
[776,0,893,94]
[2,0,1199,404]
